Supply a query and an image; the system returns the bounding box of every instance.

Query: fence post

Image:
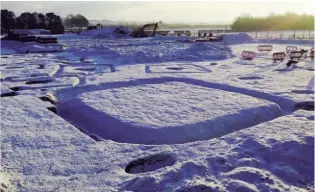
[255,32,257,39]
[309,31,311,40]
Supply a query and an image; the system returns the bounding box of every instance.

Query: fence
[160,29,314,40]
[246,31,314,40]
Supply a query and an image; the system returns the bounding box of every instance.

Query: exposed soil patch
[125,153,176,174]
[38,64,45,69]
[9,87,21,91]
[75,67,96,72]
[0,92,17,97]
[239,76,264,80]
[294,101,314,111]
[39,96,56,105]
[47,107,57,114]
[291,90,313,94]
[30,74,48,77]
[25,79,53,84]
[5,66,24,69]
[166,67,185,71]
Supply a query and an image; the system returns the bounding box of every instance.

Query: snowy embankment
[61,36,235,65]
[1,40,65,54]
[80,26,133,38]
[58,33,255,65]
[223,33,254,44]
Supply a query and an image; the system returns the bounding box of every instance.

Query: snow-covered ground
[1,32,314,192]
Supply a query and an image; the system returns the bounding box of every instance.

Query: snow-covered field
[1,30,314,192]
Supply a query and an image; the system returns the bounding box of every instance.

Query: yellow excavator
[131,23,158,38]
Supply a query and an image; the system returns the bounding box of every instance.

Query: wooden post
[109,64,115,72]
[145,66,150,73]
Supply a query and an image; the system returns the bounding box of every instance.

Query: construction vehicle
[131,23,158,38]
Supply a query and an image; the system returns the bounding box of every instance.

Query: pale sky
[1,1,314,24]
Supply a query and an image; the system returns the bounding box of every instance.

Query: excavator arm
[132,23,158,38]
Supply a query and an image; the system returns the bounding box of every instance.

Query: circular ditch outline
[54,77,296,145]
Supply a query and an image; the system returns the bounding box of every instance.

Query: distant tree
[16,12,36,29]
[38,13,45,29]
[63,14,74,27]
[45,12,55,29]
[231,12,314,31]
[1,10,65,34]
[64,14,89,28]
[41,12,64,33]
[50,15,64,34]
[1,9,16,31]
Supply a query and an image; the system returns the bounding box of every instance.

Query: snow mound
[223,33,253,44]
[1,40,64,54]
[80,26,133,38]
[1,47,16,55]
[62,37,234,64]
[153,35,191,41]
[17,43,65,53]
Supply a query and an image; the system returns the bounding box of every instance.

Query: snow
[223,33,254,44]
[17,43,65,54]
[1,40,65,54]
[0,47,16,55]
[0,32,314,191]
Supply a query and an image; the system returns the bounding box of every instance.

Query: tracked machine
[131,23,158,38]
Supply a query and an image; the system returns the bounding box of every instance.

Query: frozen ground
[0,32,314,191]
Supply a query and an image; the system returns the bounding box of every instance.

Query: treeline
[1,9,64,34]
[63,14,89,28]
[231,13,314,32]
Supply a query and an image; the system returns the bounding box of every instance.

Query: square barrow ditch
[56,80,282,145]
